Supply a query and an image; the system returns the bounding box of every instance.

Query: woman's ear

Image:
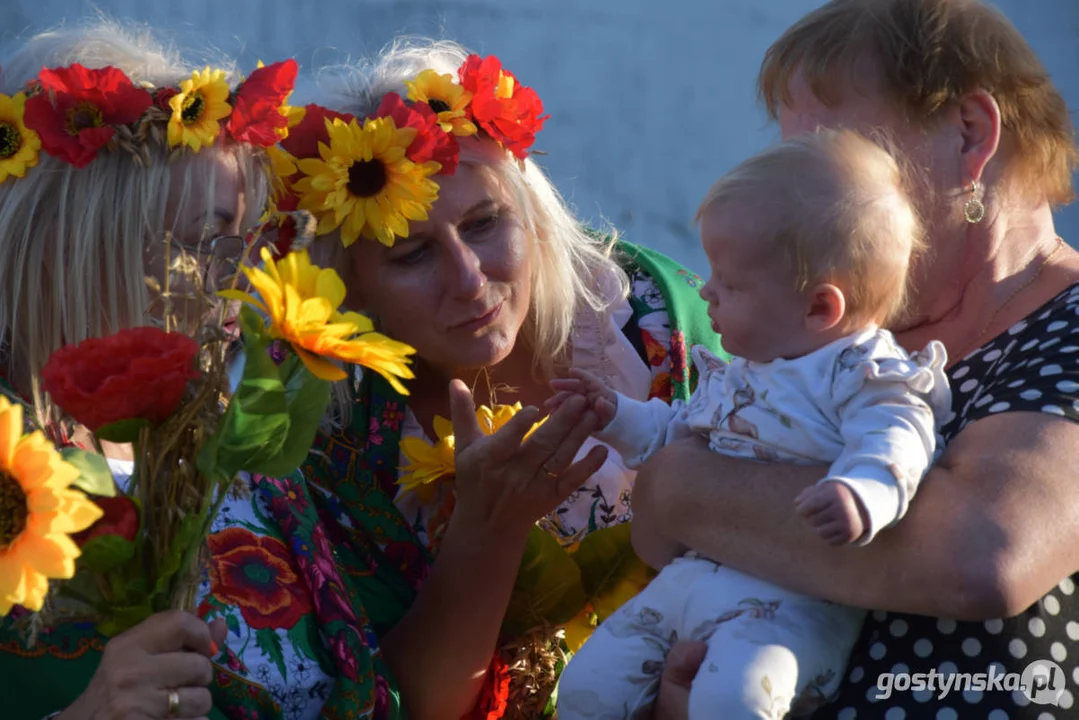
[956,90,1002,184]
[804,283,845,332]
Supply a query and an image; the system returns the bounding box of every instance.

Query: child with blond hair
[555,128,951,719]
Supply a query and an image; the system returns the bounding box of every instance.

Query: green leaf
[226,612,241,638]
[571,523,655,622]
[256,627,288,681]
[502,526,586,637]
[61,448,117,497]
[199,306,294,480]
[94,418,151,444]
[98,603,153,637]
[200,305,332,480]
[287,619,320,663]
[78,534,136,574]
[246,360,330,477]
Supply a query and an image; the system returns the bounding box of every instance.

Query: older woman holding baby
[642,1,1079,718]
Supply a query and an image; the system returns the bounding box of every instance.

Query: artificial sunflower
[396,403,546,499]
[219,247,416,389]
[404,69,478,137]
[398,416,456,502]
[0,92,41,184]
[265,145,298,202]
[168,67,233,151]
[293,116,440,247]
[0,397,103,614]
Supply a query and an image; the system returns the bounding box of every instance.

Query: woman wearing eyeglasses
[0,20,287,720]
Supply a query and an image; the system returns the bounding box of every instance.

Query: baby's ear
[804,283,845,332]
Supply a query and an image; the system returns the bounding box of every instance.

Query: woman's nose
[446,241,487,299]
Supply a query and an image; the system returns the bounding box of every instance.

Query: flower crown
[266,54,548,249]
[0,59,300,182]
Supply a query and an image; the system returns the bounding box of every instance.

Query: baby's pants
[557,554,865,719]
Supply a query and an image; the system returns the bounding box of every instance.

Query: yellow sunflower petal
[0,397,22,467]
[293,347,346,381]
[18,533,79,579]
[432,416,453,441]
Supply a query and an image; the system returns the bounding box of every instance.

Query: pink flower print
[381,402,402,431]
[367,416,385,445]
[225,645,248,673]
[374,675,391,719]
[330,630,360,681]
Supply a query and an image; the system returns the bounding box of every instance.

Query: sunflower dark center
[181,92,206,124]
[65,101,104,136]
[428,98,451,114]
[0,123,21,160]
[0,473,28,548]
[347,160,388,198]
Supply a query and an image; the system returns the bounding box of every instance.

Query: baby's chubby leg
[680,566,865,719]
[557,555,718,719]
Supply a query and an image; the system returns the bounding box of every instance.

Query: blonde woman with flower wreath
[0,21,320,720]
[210,38,724,719]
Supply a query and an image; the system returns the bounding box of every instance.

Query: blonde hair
[696,129,921,327]
[758,0,1078,207]
[0,21,270,422]
[304,38,626,376]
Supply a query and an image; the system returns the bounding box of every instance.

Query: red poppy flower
[226,59,299,147]
[279,103,355,159]
[205,527,313,630]
[41,327,199,431]
[22,64,152,168]
[458,55,547,159]
[72,496,140,546]
[374,92,459,174]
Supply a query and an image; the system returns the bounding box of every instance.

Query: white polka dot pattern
[816,284,1079,719]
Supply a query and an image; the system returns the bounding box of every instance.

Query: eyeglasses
[198,230,281,293]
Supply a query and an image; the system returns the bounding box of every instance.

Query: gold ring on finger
[541,463,559,479]
[167,689,180,718]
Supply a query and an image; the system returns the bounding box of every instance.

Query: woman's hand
[449,378,609,538]
[60,610,226,720]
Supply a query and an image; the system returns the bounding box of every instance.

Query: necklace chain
[959,236,1066,358]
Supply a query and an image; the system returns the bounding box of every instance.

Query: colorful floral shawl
[0,240,723,720]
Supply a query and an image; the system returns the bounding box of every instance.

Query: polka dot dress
[817,283,1079,719]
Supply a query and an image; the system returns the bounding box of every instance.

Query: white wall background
[5,0,1078,274]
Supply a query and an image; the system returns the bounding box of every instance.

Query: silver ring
[167,689,180,718]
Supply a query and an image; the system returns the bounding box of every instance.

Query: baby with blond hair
[555,129,951,719]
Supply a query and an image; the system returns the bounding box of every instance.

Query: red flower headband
[0,59,299,179]
[264,54,548,249]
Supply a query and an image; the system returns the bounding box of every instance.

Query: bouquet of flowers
[398,402,654,718]
[1,227,415,637]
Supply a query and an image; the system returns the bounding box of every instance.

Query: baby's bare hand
[794,481,868,546]
[548,368,618,429]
